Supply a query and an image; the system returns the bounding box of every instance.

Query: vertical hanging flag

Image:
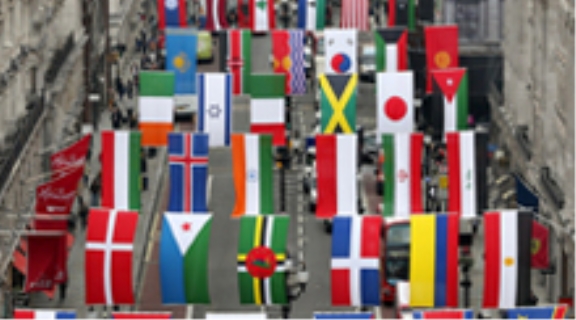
[409,214,459,308]
[14,309,77,319]
[503,305,568,319]
[250,0,275,32]
[331,216,382,306]
[316,135,358,218]
[237,215,289,305]
[168,133,209,213]
[320,74,357,134]
[101,130,141,211]
[388,0,416,31]
[272,30,306,95]
[531,220,550,269]
[166,29,197,95]
[425,25,459,93]
[432,68,469,133]
[139,71,175,146]
[50,134,91,179]
[111,312,172,319]
[24,235,67,292]
[340,0,369,31]
[197,73,233,147]
[297,0,326,31]
[85,208,138,305]
[375,28,408,72]
[483,210,532,309]
[231,134,274,217]
[382,133,423,217]
[206,0,229,31]
[226,29,252,95]
[413,310,474,319]
[377,72,414,137]
[160,213,212,304]
[250,74,286,146]
[325,29,357,75]
[158,0,187,29]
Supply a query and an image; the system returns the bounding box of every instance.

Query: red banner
[50,134,91,179]
[531,220,550,269]
[424,25,459,93]
[24,235,67,292]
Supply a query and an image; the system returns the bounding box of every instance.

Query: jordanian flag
[375,28,408,72]
[238,215,289,305]
[320,74,357,134]
[250,74,286,146]
[101,131,141,211]
[432,68,469,133]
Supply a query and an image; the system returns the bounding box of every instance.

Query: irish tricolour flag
[250,74,286,146]
[139,71,175,146]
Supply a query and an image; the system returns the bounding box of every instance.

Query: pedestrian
[90,172,102,207]
[115,77,125,101]
[78,196,88,230]
[111,106,123,129]
[59,280,68,302]
[126,79,133,99]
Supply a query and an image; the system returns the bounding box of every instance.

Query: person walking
[90,172,101,207]
[115,77,125,101]
[126,79,134,100]
[59,280,68,302]
[78,196,89,230]
[111,106,123,129]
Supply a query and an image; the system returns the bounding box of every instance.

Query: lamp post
[88,93,101,131]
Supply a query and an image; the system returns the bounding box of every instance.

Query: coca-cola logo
[38,187,77,202]
[52,154,85,168]
[28,278,53,290]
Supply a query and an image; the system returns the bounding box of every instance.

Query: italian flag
[375,28,408,72]
[432,68,468,132]
[139,71,175,146]
[250,74,286,146]
[382,133,423,217]
[231,134,274,217]
[101,130,141,211]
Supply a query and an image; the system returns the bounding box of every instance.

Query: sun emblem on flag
[173,52,190,73]
[531,239,541,254]
[246,246,277,279]
[504,256,514,267]
[398,169,409,183]
[434,51,451,69]
[165,0,178,10]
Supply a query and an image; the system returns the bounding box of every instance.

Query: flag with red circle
[377,71,414,141]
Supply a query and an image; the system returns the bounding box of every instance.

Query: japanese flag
[377,71,414,142]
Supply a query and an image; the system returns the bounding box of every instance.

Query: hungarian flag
[413,309,474,319]
[425,25,459,93]
[111,312,172,319]
[24,235,67,292]
[197,73,233,147]
[483,210,532,309]
[297,0,326,31]
[340,0,369,31]
[14,309,77,319]
[85,208,138,305]
[206,0,229,31]
[446,131,488,217]
[316,135,358,218]
[101,130,141,211]
[503,305,568,319]
[432,68,469,133]
[160,213,212,304]
[158,0,187,29]
[531,220,550,269]
[250,0,275,32]
[250,74,286,146]
[237,215,289,305]
[325,29,357,75]
[231,134,274,217]
[381,133,423,217]
[50,134,91,179]
[139,71,175,146]
[388,0,416,31]
[409,214,459,308]
[377,72,414,137]
[375,28,408,72]
[225,30,252,95]
[272,30,306,95]
[319,74,357,134]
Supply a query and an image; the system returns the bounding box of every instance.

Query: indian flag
[101,131,141,211]
[139,71,175,146]
[250,74,286,146]
[231,134,274,217]
[432,68,468,133]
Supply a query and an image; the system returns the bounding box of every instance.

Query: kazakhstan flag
[166,28,197,95]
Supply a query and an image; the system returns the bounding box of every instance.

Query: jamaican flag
[319,74,358,134]
[237,215,289,305]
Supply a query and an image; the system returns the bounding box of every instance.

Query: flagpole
[374,306,382,319]
[185,305,194,319]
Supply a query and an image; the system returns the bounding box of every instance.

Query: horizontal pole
[0,230,67,236]
[1,213,73,220]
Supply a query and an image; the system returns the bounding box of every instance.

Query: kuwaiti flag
[316,135,357,218]
[432,68,469,133]
[13,309,76,319]
[381,133,423,217]
[331,216,382,306]
[413,309,474,319]
[325,29,357,75]
[160,213,212,304]
[409,214,459,308]
[231,134,274,217]
[377,72,414,140]
[250,0,275,32]
[483,210,532,309]
[314,312,375,319]
[250,74,286,146]
[197,73,232,147]
[158,0,187,29]
[374,28,408,72]
[139,71,175,146]
[101,131,141,211]
[503,305,569,319]
[297,0,326,31]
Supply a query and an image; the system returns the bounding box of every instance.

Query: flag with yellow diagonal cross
[319,74,358,134]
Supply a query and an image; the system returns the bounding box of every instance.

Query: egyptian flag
[206,0,229,31]
[375,28,408,72]
[432,68,469,134]
[158,0,187,29]
[425,25,459,93]
[483,210,532,309]
[250,0,275,32]
[377,72,414,137]
[388,0,415,31]
[221,29,252,95]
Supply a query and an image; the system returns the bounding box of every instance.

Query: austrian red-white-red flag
[205,0,229,31]
[340,0,369,31]
[377,71,414,142]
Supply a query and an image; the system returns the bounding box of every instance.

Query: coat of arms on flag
[319,74,357,134]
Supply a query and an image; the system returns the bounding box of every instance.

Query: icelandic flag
[168,133,209,213]
[331,216,382,306]
[13,309,76,319]
[314,312,374,319]
[158,0,187,29]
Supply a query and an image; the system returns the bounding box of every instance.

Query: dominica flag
[139,71,175,146]
[160,213,212,304]
[503,305,569,319]
[382,133,423,217]
[250,0,275,32]
[413,309,474,319]
[409,214,460,308]
[231,134,274,217]
[388,0,416,31]
[377,72,414,138]
[101,131,141,211]
[297,0,326,31]
[250,74,286,146]
[432,68,469,134]
[375,28,408,72]
[224,29,252,95]
[14,309,77,319]
[238,215,289,305]
[325,29,357,74]
[319,74,357,134]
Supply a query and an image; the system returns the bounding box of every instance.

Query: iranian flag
[382,133,423,217]
[377,71,414,140]
[375,28,408,72]
[250,74,286,146]
[101,131,141,211]
[250,0,275,32]
[432,68,469,133]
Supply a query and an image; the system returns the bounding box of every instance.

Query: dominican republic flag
[85,208,138,305]
[250,74,286,146]
[413,309,474,319]
[388,0,415,31]
[158,0,187,29]
[503,305,569,319]
[381,133,423,217]
[160,213,212,304]
[166,29,197,95]
[314,312,375,319]
[446,131,488,217]
[377,72,414,138]
[111,312,172,319]
[332,216,382,306]
[14,309,76,319]
[250,0,275,32]
[340,0,369,31]
[205,0,229,31]
[139,71,175,146]
[197,73,232,147]
[425,25,459,93]
[409,214,459,308]
[375,28,408,72]
[223,29,252,95]
[325,29,357,75]
[483,210,532,309]
[432,68,469,134]
[316,135,357,218]
[272,30,306,95]
[168,133,209,213]
[298,0,326,31]
[101,131,141,211]
[231,134,274,217]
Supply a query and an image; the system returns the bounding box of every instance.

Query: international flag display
[24,235,67,292]
[101,131,141,211]
[166,29,197,95]
[50,134,91,179]
[381,133,423,217]
[503,305,568,319]
[319,74,357,134]
[231,134,274,217]
[226,30,252,95]
[375,28,408,72]
[325,29,357,75]
[250,74,286,146]
[409,214,459,308]
[111,312,172,319]
[138,71,175,146]
[297,0,326,31]
[13,309,77,319]
[237,215,289,305]
[197,73,233,147]
[483,210,532,309]
[388,0,416,31]
[413,309,474,319]
[85,208,138,305]
[531,219,550,269]
[250,0,275,32]
[316,135,357,218]
[160,213,212,304]
[168,133,209,213]
[425,25,459,92]
[272,30,306,95]
[432,68,469,133]
[331,216,382,306]
[205,0,229,31]
[314,312,375,319]
[377,72,414,137]
[158,0,187,29]
[340,0,368,31]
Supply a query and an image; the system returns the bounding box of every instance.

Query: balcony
[44,34,76,84]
